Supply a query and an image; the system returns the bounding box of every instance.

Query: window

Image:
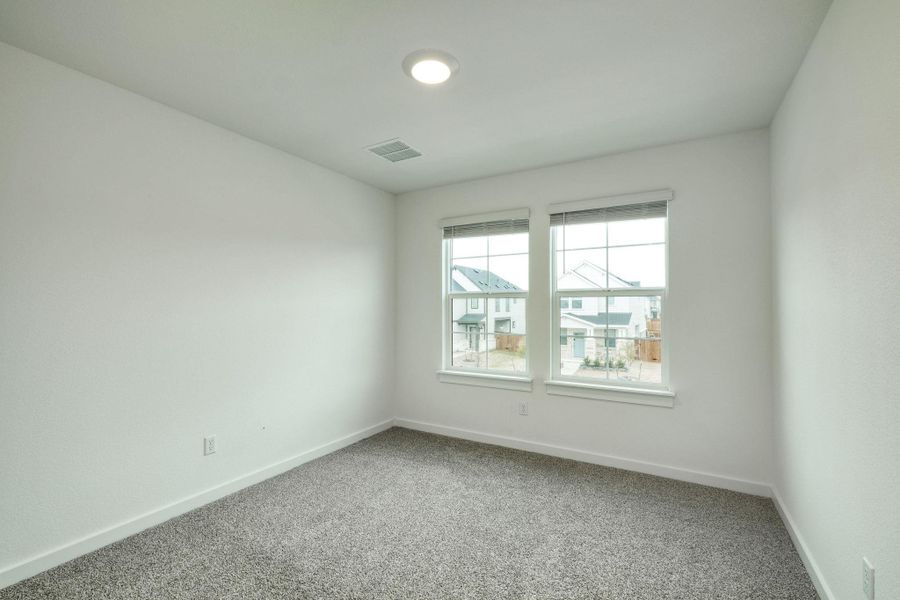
[443,210,529,375]
[551,192,668,389]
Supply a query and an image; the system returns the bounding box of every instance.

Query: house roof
[455,313,486,324]
[452,265,522,293]
[562,312,633,326]
[565,260,638,288]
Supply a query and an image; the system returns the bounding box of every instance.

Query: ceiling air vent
[366,139,422,162]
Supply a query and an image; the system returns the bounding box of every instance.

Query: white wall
[395,130,774,490]
[0,41,395,581]
[770,1,900,597]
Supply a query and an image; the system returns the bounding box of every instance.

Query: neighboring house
[557,261,660,362]
[451,265,526,353]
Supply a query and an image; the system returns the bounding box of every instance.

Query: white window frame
[548,190,673,401]
[439,209,532,390]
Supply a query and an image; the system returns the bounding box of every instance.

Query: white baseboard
[771,487,834,600]
[0,418,394,590]
[393,418,772,497]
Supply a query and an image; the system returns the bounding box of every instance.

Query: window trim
[544,378,674,407]
[438,369,533,392]
[549,196,671,395]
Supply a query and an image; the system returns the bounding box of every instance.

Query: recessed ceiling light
[402,49,459,85]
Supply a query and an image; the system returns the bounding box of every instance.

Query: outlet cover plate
[863,557,875,600]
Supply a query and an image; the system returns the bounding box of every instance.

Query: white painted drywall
[395,130,774,489]
[0,41,395,578]
[770,0,900,597]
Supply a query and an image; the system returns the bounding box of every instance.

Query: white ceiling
[0,0,830,194]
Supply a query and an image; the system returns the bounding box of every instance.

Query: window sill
[544,379,674,407]
[437,370,533,392]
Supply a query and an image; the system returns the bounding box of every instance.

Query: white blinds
[442,218,530,239]
[547,189,672,226]
[549,200,667,227]
[440,208,530,239]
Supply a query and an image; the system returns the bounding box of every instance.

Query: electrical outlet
[518,401,529,416]
[203,435,217,456]
[863,557,875,599]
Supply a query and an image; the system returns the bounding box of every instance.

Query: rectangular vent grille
[366,139,422,162]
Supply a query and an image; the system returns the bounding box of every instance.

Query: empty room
[1,1,897,598]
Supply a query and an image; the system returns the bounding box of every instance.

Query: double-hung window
[442,210,530,375]
[550,190,670,390]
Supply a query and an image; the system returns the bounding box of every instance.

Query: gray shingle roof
[562,312,632,326]
[452,265,522,293]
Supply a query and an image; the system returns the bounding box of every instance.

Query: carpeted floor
[1,427,817,599]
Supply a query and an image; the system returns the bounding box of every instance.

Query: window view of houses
[557,261,662,384]
[449,269,527,372]
[449,232,528,373]
[448,216,665,384]
[556,216,665,385]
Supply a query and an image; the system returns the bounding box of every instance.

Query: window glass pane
[607,338,662,385]
[560,334,609,380]
[451,295,485,333]
[486,298,526,372]
[607,244,665,288]
[558,222,606,250]
[488,297,526,335]
[556,248,607,290]
[596,296,662,336]
[450,257,488,292]
[607,217,665,247]
[451,333,485,369]
[488,232,528,255]
[451,236,487,259]
[559,295,662,384]
[450,295,485,369]
[489,253,528,291]
[487,334,527,373]
[559,295,603,316]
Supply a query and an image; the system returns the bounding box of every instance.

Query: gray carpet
[1,427,817,599]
